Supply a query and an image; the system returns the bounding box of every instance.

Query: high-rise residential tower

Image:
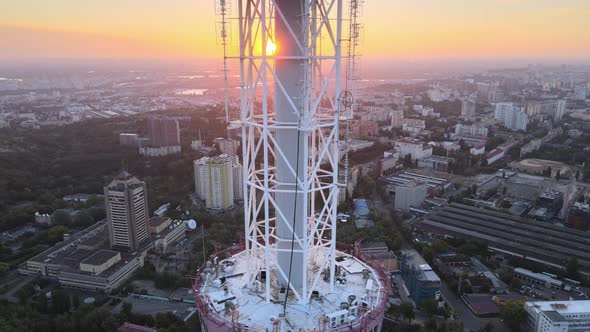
[194,154,243,210]
[554,99,566,122]
[391,109,404,127]
[147,116,180,147]
[461,99,476,117]
[104,171,150,252]
[495,102,528,131]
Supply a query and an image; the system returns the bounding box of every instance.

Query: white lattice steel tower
[240,0,343,304]
[195,1,386,330]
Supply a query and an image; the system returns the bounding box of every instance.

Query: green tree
[421,299,439,316]
[447,320,464,332]
[478,321,494,332]
[421,246,434,263]
[500,303,526,332]
[0,262,9,277]
[566,257,579,279]
[52,209,72,225]
[73,210,95,227]
[47,225,69,243]
[37,292,48,313]
[400,302,415,324]
[387,304,400,320]
[424,318,437,332]
[431,239,449,254]
[51,289,71,314]
[354,176,376,198]
[511,277,522,290]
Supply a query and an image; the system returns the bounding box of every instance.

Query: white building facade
[194,154,243,209]
[495,103,528,131]
[524,300,590,332]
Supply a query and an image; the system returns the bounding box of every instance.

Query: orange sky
[1,0,589,60]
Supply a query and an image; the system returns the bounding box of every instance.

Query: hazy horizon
[2,0,590,62]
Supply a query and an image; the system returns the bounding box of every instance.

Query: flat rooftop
[81,250,120,266]
[27,220,151,278]
[353,199,370,217]
[148,216,170,228]
[418,204,590,273]
[197,250,385,331]
[401,249,440,283]
[29,221,108,265]
[527,300,590,314]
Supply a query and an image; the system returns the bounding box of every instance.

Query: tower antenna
[215,0,231,123]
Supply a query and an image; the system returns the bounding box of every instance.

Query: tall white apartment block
[391,110,404,128]
[194,154,242,209]
[495,102,528,131]
[555,100,566,122]
[461,99,476,117]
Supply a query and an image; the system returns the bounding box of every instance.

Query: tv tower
[195,1,386,330]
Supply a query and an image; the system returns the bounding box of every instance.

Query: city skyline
[1,0,590,62]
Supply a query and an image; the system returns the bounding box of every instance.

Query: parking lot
[517,282,588,301]
[113,294,194,319]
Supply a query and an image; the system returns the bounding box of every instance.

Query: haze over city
[2,0,590,63]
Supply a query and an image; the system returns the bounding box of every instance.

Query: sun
[266,40,277,55]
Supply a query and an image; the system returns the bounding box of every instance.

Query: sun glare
[266,40,277,55]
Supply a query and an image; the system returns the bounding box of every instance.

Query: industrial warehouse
[416,203,590,275]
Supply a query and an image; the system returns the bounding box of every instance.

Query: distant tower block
[194,1,386,331]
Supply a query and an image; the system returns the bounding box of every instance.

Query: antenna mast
[216,0,231,123]
[343,0,363,188]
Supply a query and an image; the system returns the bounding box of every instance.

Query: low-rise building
[567,202,590,231]
[492,294,527,306]
[454,123,488,139]
[520,138,543,157]
[394,181,428,212]
[513,267,563,290]
[417,155,454,173]
[119,133,139,146]
[399,249,441,305]
[510,159,574,178]
[152,220,187,253]
[470,144,486,156]
[486,148,505,165]
[214,137,240,156]
[377,152,399,177]
[353,199,374,229]
[63,193,102,203]
[139,145,181,157]
[402,118,426,135]
[118,323,157,332]
[396,139,433,161]
[433,253,473,278]
[524,300,590,332]
[21,221,150,292]
[34,212,52,225]
[350,120,378,138]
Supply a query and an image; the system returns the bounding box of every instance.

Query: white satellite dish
[187,219,197,230]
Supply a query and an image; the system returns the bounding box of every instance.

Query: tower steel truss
[238,0,343,304]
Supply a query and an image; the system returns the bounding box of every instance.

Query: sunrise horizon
[2,0,590,63]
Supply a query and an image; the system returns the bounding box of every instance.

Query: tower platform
[194,249,387,331]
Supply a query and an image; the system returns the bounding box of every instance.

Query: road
[440,281,508,332]
[0,274,36,303]
[373,191,509,331]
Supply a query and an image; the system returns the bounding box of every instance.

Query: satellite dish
[187,219,197,230]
